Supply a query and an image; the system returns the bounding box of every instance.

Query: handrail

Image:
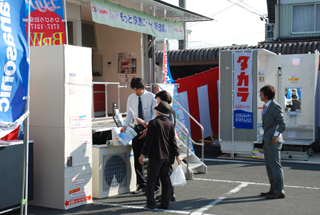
[92,82,128,121]
[150,83,205,163]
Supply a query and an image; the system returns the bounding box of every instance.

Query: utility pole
[179,0,187,50]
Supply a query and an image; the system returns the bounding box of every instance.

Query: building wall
[280,0,320,4]
[275,3,320,39]
[67,4,143,113]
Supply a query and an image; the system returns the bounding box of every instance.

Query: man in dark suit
[139,101,182,209]
[260,85,286,199]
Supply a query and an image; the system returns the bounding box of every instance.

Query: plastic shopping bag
[170,165,186,186]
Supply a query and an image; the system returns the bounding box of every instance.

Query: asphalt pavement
[3,144,320,215]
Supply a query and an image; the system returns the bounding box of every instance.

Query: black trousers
[132,126,147,188]
[156,161,174,197]
[146,159,172,208]
[132,126,160,190]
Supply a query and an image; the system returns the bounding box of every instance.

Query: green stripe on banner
[91,0,185,40]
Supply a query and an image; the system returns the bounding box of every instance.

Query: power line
[214,31,264,45]
[187,0,243,28]
[225,0,267,18]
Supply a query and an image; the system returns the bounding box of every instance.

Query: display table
[92,144,136,198]
[0,141,33,212]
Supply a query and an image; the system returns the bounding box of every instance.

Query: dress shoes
[132,187,146,194]
[266,193,285,199]
[156,204,170,209]
[260,191,273,196]
[145,205,156,209]
[156,195,176,202]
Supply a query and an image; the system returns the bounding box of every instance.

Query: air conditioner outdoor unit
[92,145,136,198]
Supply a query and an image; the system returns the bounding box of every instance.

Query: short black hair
[155,90,172,104]
[260,84,276,100]
[130,77,144,89]
[292,94,297,99]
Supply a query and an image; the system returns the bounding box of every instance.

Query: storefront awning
[67,0,213,22]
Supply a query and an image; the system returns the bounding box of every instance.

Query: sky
[162,0,268,49]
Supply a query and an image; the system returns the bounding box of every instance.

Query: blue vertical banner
[165,54,175,84]
[0,0,29,138]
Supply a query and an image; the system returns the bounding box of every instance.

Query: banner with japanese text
[91,0,184,40]
[234,52,253,129]
[162,40,175,83]
[0,0,29,138]
[25,0,65,46]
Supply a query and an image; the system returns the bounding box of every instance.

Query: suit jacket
[262,100,286,142]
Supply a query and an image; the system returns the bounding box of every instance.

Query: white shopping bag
[170,165,187,186]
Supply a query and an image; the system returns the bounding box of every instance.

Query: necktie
[138,96,143,120]
[261,104,267,117]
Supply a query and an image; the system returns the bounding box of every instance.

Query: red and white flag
[175,68,219,141]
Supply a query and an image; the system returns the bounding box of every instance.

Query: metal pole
[21,2,32,214]
[117,83,121,112]
[201,127,204,162]
[150,36,155,92]
[153,38,156,91]
[92,83,95,120]
[186,130,190,179]
[179,0,186,50]
[63,0,69,45]
[232,51,235,158]
[105,84,108,117]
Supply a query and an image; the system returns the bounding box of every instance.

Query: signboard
[0,0,29,138]
[91,0,184,40]
[288,75,299,84]
[25,0,66,46]
[234,52,253,129]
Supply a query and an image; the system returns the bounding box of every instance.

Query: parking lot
[4,145,320,215]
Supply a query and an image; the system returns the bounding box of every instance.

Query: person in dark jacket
[139,101,182,209]
[155,91,176,202]
[136,90,177,201]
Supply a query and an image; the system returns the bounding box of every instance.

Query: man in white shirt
[120,77,157,194]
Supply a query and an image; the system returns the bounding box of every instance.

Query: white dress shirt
[123,90,157,128]
[264,100,281,137]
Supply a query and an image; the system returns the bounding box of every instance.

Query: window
[284,88,301,112]
[82,21,98,49]
[67,21,74,45]
[292,4,320,33]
